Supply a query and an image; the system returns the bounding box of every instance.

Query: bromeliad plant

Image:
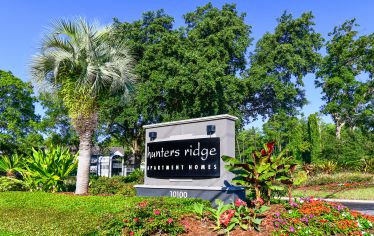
[23,146,78,192]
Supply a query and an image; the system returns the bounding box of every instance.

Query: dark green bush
[0,177,28,192]
[88,169,144,196]
[89,176,136,196]
[123,168,144,183]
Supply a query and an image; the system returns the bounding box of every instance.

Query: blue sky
[1,0,373,127]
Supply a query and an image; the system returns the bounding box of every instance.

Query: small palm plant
[0,154,24,178]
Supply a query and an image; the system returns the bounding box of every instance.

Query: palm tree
[30,18,136,194]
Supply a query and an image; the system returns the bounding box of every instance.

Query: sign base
[135,184,245,204]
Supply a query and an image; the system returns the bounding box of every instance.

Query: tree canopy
[316,19,374,138]
[244,12,323,119]
[0,70,39,155]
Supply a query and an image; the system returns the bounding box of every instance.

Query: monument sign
[135,114,245,203]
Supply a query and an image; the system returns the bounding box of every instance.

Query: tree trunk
[288,184,293,203]
[335,122,345,140]
[131,138,142,168]
[75,130,93,195]
[267,189,272,205]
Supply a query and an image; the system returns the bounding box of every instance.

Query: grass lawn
[0,192,201,236]
[293,186,374,200]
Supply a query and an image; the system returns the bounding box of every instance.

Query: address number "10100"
[169,191,188,198]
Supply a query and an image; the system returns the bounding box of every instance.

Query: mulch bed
[180,204,286,236]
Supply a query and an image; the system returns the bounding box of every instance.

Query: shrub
[23,146,78,192]
[123,168,144,183]
[0,177,28,192]
[89,176,136,196]
[89,169,144,196]
[123,200,185,235]
[317,160,338,174]
[0,154,24,177]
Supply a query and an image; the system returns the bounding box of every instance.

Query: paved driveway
[339,201,374,216]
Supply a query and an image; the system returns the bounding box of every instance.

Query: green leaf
[269,185,284,191]
[252,218,262,225]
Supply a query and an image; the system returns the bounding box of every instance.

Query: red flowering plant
[121,200,185,235]
[223,142,301,206]
[273,197,374,235]
[204,199,269,233]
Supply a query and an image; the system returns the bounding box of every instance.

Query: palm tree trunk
[132,137,142,168]
[75,130,93,194]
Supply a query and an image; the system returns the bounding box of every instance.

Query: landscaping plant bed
[177,198,374,235]
[180,204,285,236]
[114,197,374,235]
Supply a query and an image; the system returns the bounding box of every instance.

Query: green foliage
[244,11,323,118]
[102,4,252,156]
[23,146,78,192]
[302,172,374,187]
[89,170,143,196]
[258,114,373,172]
[235,127,264,160]
[224,143,285,205]
[279,157,308,203]
[318,124,374,172]
[307,113,321,163]
[225,142,307,205]
[0,70,39,155]
[202,199,269,233]
[0,176,28,192]
[89,176,137,196]
[316,19,373,138]
[293,187,374,200]
[207,199,232,230]
[120,200,185,235]
[192,202,205,220]
[0,154,24,177]
[124,168,144,183]
[317,160,339,174]
[263,113,310,161]
[37,92,79,148]
[361,157,374,173]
